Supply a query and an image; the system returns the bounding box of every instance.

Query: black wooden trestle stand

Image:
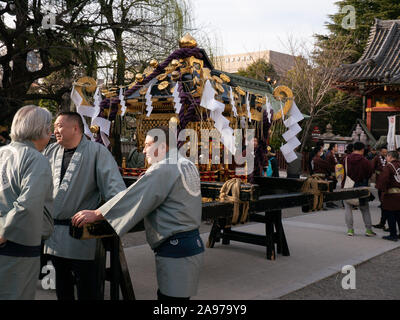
[72,177,370,300]
[206,210,289,260]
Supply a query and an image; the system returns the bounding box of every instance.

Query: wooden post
[110,236,120,300]
[118,242,136,300]
[94,239,106,300]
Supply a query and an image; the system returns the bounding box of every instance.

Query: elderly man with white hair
[0,105,54,300]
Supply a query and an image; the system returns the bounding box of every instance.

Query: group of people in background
[309,141,400,241]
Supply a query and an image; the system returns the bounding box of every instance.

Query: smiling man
[43,111,125,300]
[72,126,204,300]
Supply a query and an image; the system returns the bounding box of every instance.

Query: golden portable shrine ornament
[171,71,180,81]
[158,81,169,90]
[90,125,100,134]
[72,34,298,173]
[272,85,294,121]
[156,73,168,81]
[179,33,197,48]
[219,73,231,83]
[149,59,159,68]
[139,87,148,95]
[135,73,144,83]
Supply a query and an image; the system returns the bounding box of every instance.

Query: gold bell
[149,59,158,68]
[90,125,100,134]
[171,59,180,67]
[171,71,180,81]
[135,73,144,82]
[179,33,197,48]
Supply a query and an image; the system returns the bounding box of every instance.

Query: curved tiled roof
[336,19,400,84]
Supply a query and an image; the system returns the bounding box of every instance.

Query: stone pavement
[35,189,400,300]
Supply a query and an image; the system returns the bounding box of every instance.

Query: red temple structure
[334,19,400,138]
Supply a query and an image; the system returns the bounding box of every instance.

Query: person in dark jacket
[0,131,10,146]
[376,151,400,241]
[127,141,145,168]
[325,143,339,208]
[344,144,353,156]
[312,145,331,178]
[371,146,388,229]
[342,142,376,237]
[326,143,338,175]
[308,141,324,174]
[242,137,267,183]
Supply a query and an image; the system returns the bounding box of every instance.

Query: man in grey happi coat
[43,112,125,300]
[0,105,53,300]
[72,126,204,300]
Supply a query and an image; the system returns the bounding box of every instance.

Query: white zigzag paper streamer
[246,92,251,121]
[92,87,101,120]
[265,95,272,123]
[172,83,182,114]
[200,80,236,154]
[119,88,126,116]
[280,100,303,163]
[145,83,154,117]
[229,87,238,117]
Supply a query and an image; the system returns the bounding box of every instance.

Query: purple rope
[177,81,200,131]
[125,47,203,97]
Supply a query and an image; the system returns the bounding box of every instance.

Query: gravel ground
[280,246,400,300]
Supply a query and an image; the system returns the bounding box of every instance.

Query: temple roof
[336,19,400,85]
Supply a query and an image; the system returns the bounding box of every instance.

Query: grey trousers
[0,255,40,300]
[344,201,372,230]
[155,252,204,298]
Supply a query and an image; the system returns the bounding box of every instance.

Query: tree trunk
[114,30,126,86]
[300,117,314,153]
[110,30,125,165]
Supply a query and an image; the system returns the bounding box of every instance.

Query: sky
[192,0,338,56]
[3,0,338,56]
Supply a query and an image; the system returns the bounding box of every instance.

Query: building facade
[213,50,296,76]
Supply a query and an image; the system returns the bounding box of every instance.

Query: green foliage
[269,119,286,151]
[313,91,362,136]
[311,0,400,138]
[237,59,279,82]
[316,0,400,62]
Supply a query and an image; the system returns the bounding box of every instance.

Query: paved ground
[35,186,400,300]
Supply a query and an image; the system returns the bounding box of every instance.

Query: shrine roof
[336,19,400,86]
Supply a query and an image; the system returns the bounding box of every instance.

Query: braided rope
[219,178,250,225]
[301,175,330,211]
